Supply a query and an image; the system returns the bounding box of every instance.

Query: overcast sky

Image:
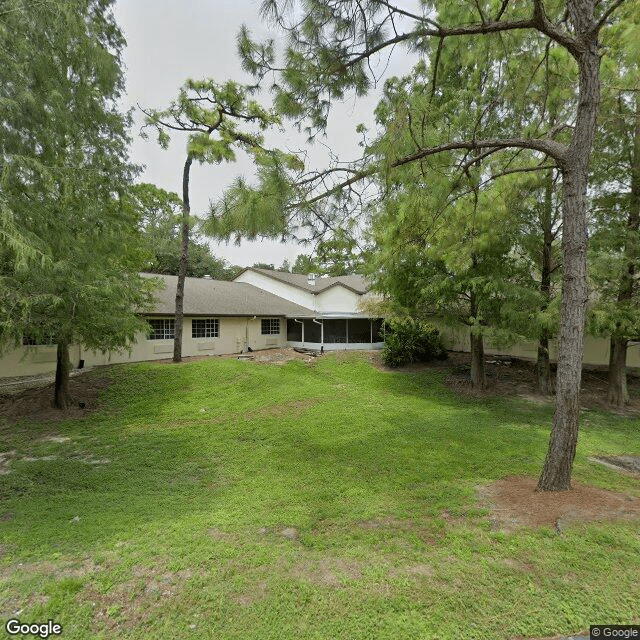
[113,0,406,268]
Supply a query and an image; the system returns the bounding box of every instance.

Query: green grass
[1,353,638,639]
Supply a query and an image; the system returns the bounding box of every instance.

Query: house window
[22,334,56,346]
[148,318,174,340]
[261,318,280,335]
[192,318,219,338]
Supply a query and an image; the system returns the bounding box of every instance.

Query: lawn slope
[1,353,638,639]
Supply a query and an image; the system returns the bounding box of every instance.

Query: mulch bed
[477,475,640,532]
[0,375,112,425]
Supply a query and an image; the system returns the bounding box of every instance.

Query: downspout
[247,316,257,351]
[294,318,304,346]
[312,317,323,347]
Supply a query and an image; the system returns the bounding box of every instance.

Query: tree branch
[294,136,567,208]
[594,0,627,33]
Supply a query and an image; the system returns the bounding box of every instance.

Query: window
[261,318,280,335]
[192,318,219,338]
[148,318,174,340]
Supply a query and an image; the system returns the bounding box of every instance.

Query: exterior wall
[0,344,61,378]
[235,271,317,311]
[439,325,640,370]
[315,286,361,314]
[0,316,288,377]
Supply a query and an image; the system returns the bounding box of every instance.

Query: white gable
[235,270,317,311]
[316,285,361,314]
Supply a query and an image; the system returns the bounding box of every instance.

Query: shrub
[381,319,447,367]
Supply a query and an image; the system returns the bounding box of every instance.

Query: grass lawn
[1,352,638,639]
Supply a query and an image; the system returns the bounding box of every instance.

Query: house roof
[235,268,369,295]
[142,273,316,318]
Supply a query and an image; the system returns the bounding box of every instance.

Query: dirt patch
[289,557,363,588]
[0,556,101,581]
[371,349,640,414]
[80,565,197,633]
[388,563,435,580]
[231,580,268,606]
[151,347,319,367]
[477,476,640,532]
[591,455,640,475]
[436,353,640,414]
[0,375,112,425]
[243,397,319,422]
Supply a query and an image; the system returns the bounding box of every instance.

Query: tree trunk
[538,14,600,491]
[173,154,193,363]
[536,336,552,395]
[469,274,486,389]
[536,170,554,395]
[608,337,629,407]
[470,331,486,389]
[54,340,71,409]
[608,100,640,406]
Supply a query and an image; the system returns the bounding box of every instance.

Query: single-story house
[3,267,638,378]
[1,269,384,377]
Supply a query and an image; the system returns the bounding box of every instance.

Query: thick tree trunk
[538,12,600,491]
[173,155,193,363]
[54,340,71,409]
[470,331,486,389]
[608,337,629,407]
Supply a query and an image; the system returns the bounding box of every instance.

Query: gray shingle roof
[142,273,316,317]
[237,268,369,294]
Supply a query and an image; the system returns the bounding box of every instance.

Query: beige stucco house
[3,267,637,378]
[1,269,384,377]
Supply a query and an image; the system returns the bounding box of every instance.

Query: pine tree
[232,0,629,491]
[143,79,302,362]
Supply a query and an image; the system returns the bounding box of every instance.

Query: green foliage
[0,0,158,360]
[206,148,303,243]
[313,228,364,275]
[143,78,303,255]
[130,183,240,279]
[381,318,447,367]
[587,6,640,343]
[292,253,316,274]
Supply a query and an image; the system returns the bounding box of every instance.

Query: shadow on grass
[1,353,638,562]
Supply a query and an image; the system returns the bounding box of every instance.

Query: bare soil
[477,476,640,532]
[0,374,112,425]
[2,348,639,425]
[371,350,640,414]
[150,347,318,366]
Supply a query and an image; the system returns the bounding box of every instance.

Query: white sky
[114,0,408,268]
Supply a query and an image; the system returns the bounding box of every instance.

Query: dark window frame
[148,318,175,340]
[192,318,220,339]
[261,318,280,335]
